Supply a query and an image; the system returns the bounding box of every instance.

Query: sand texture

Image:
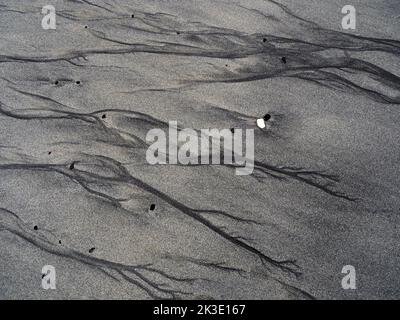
[0,0,399,299]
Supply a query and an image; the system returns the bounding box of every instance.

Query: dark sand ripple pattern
[0,0,399,299]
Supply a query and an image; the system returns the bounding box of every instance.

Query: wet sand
[0,0,399,299]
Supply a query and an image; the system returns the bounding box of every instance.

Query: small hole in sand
[281,57,287,64]
[150,204,156,211]
[102,114,106,119]
[131,14,134,18]
[76,81,81,85]
[263,114,271,121]
[176,31,180,35]
[263,38,267,43]
[89,247,95,253]
[69,162,75,170]
[48,151,52,155]
[84,25,88,29]
[230,128,235,133]
[55,81,59,85]
[59,240,62,244]
[34,225,38,231]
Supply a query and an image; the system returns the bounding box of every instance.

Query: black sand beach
[0,0,399,299]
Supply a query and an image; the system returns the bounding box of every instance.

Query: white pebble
[256,118,266,129]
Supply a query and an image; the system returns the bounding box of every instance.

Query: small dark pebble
[76,80,81,85]
[131,14,134,18]
[263,114,271,121]
[69,162,75,170]
[42,274,46,279]
[84,25,88,29]
[102,114,106,119]
[263,38,267,43]
[150,204,156,211]
[59,240,62,244]
[281,57,287,64]
[48,151,52,155]
[89,247,95,253]
[55,81,59,85]
[33,225,38,231]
